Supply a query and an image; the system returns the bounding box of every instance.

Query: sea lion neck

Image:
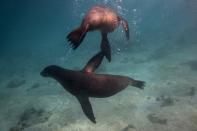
[48,66,71,80]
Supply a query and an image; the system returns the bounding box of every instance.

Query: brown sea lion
[40,51,144,123]
[67,5,129,62]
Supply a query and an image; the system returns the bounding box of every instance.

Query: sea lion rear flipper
[129,79,145,90]
[76,96,96,123]
[83,51,104,73]
[101,32,111,62]
[119,17,129,40]
[67,24,89,49]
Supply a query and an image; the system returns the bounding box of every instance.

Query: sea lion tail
[130,79,145,89]
[67,24,89,49]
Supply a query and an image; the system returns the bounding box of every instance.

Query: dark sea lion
[40,52,144,123]
[67,5,129,62]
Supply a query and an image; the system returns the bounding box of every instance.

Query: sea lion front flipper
[119,17,129,40]
[76,96,96,123]
[67,24,89,49]
[101,32,111,62]
[82,51,104,73]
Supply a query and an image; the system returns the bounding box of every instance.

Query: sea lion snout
[40,69,48,77]
[40,65,60,77]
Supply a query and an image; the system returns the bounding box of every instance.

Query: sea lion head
[40,65,61,77]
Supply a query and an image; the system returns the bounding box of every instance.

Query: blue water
[1,0,197,131]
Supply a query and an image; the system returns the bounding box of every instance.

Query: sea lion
[67,5,129,62]
[40,51,144,123]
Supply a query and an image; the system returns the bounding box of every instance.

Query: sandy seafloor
[1,0,197,131]
[1,39,197,131]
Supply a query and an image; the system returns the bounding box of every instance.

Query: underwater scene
[1,0,197,130]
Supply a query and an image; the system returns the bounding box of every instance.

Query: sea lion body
[41,51,144,123]
[42,66,138,98]
[82,6,120,33]
[67,5,129,62]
